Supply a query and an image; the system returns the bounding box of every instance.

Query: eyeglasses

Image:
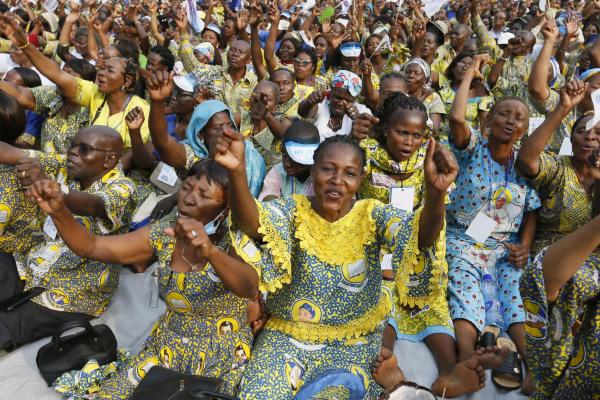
[293,58,312,66]
[69,140,114,156]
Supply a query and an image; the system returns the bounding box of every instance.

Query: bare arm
[0,82,36,110]
[250,25,268,81]
[64,191,108,219]
[449,66,479,150]
[264,6,281,75]
[150,99,187,168]
[529,21,559,102]
[487,49,508,89]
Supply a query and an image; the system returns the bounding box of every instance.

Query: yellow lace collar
[293,195,377,267]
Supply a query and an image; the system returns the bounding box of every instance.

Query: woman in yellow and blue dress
[27,160,258,398]
[212,122,459,398]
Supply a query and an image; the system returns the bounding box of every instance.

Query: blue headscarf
[184,100,266,197]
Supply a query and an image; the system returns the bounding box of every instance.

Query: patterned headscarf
[193,42,215,63]
[332,70,363,97]
[404,58,432,84]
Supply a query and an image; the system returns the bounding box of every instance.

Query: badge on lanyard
[389,186,415,213]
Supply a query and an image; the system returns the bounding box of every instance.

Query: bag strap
[90,97,108,125]
[51,319,94,349]
[188,389,237,400]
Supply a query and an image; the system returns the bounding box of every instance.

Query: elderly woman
[298,70,371,142]
[403,58,445,134]
[0,15,150,150]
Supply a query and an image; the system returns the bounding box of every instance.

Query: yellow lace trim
[293,196,377,267]
[394,208,448,309]
[266,294,391,343]
[254,201,293,293]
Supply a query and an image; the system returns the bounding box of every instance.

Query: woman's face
[329,86,355,118]
[340,55,360,74]
[202,111,235,154]
[385,110,427,162]
[176,174,227,224]
[314,37,328,58]
[3,70,24,86]
[223,20,236,38]
[293,52,314,81]
[404,63,426,91]
[379,78,407,106]
[74,34,89,57]
[194,51,211,64]
[166,87,197,116]
[311,143,363,216]
[452,56,473,83]
[584,24,598,39]
[278,39,296,62]
[571,116,600,165]
[96,57,129,94]
[487,100,528,144]
[202,30,220,48]
[421,32,439,58]
[366,36,381,57]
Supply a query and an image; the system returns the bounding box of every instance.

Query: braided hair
[313,135,366,170]
[374,92,428,145]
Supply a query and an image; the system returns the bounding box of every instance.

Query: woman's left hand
[424,139,459,195]
[505,242,530,268]
[166,216,216,259]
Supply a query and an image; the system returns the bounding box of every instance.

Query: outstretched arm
[528,20,559,102]
[27,180,154,265]
[0,82,36,110]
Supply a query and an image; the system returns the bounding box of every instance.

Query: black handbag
[130,366,237,400]
[36,320,117,386]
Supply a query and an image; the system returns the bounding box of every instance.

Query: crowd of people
[0,0,598,398]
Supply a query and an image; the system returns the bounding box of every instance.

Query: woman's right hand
[0,14,29,48]
[142,69,174,102]
[214,125,246,173]
[27,180,66,215]
[469,53,490,80]
[559,79,587,111]
[175,9,189,35]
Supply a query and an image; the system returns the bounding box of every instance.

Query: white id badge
[465,212,497,243]
[528,117,544,136]
[559,137,573,156]
[389,186,415,213]
[43,216,58,240]
[157,164,178,187]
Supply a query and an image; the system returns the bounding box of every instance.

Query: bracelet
[499,56,509,62]
[17,41,30,50]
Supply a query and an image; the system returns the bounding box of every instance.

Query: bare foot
[431,356,485,398]
[371,347,405,390]
[522,371,535,395]
[476,345,510,370]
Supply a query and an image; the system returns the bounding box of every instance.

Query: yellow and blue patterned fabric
[520,252,600,400]
[31,85,90,154]
[529,88,577,154]
[96,213,253,398]
[240,110,281,171]
[17,152,136,317]
[439,87,493,138]
[179,38,258,114]
[519,153,593,257]
[231,195,420,399]
[358,139,453,341]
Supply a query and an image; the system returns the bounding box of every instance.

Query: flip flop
[384,381,437,400]
[492,336,523,390]
[477,325,500,349]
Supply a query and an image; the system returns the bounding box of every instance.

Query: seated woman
[517,79,596,257]
[0,58,95,154]
[519,203,600,398]
[290,48,329,101]
[0,15,151,151]
[298,70,371,142]
[447,55,540,393]
[439,51,493,140]
[27,160,258,398]
[213,120,458,398]
[358,92,486,397]
[402,58,445,135]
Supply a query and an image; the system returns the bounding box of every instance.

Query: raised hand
[250,93,269,120]
[214,125,246,173]
[565,13,580,39]
[559,79,587,110]
[268,2,280,23]
[424,139,459,194]
[306,90,326,106]
[469,53,490,80]
[142,69,174,102]
[125,106,145,131]
[175,9,189,35]
[0,14,29,48]
[541,19,559,41]
[166,216,216,259]
[248,0,262,27]
[27,180,66,215]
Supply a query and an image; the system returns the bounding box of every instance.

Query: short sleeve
[531,89,559,115]
[449,126,481,162]
[229,196,296,292]
[258,165,283,201]
[528,151,561,190]
[75,78,102,110]
[95,177,136,233]
[31,85,62,115]
[426,92,446,115]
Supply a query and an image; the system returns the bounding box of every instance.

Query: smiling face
[293,52,314,81]
[311,142,364,217]
[202,30,220,49]
[487,99,529,145]
[176,174,227,224]
[385,109,428,162]
[571,116,600,165]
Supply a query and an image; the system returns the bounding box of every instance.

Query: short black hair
[375,92,427,144]
[0,91,25,144]
[444,51,476,82]
[65,58,97,81]
[313,135,366,169]
[150,45,175,72]
[295,48,318,74]
[10,67,41,88]
[283,120,320,143]
[380,72,406,86]
[188,159,229,191]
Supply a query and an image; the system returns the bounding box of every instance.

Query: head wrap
[404,58,432,84]
[332,70,363,97]
[193,42,215,63]
[185,100,237,157]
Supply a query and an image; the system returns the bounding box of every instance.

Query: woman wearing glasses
[292,49,328,102]
[0,15,151,151]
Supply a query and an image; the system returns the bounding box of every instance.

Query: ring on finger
[21,171,26,179]
[191,230,198,238]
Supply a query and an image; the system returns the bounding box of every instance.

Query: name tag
[465,211,497,243]
[390,186,415,213]
[43,216,58,240]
